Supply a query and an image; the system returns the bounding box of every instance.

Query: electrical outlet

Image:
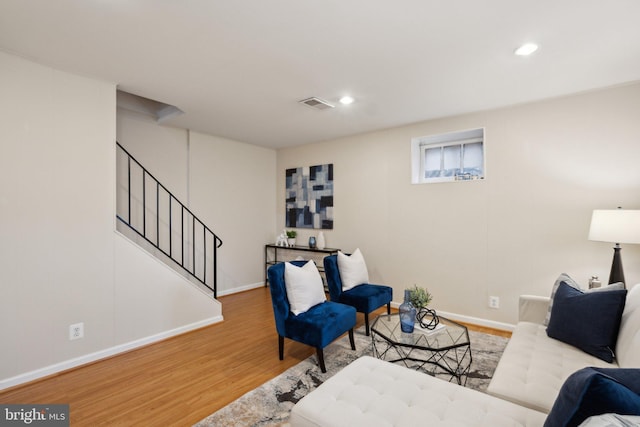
[488,296,500,309]
[69,322,84,340]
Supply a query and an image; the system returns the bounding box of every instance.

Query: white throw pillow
[337,248,369,291]
[284,261,326,315]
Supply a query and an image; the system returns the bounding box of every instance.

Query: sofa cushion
[544,274,581,326]
[544,274,624,326]
[284,301,356,349]
[546,282,626,363]
[487,322,612,413]
[284,261,327,315]
[290,356,547,427]
[544,367,640,427]
[615,284,640,368]
[339,283,393,313]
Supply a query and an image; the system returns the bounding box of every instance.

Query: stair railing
[116,142,222,298]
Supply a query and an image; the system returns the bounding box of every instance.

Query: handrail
[116,142,222,298]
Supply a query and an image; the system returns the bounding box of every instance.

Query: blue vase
[309,236,317,248]
[399,289,416,333]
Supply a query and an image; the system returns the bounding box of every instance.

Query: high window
[411,128,485,184]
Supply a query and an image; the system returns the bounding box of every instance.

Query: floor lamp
[588,209,640,288]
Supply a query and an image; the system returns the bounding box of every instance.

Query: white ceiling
[1,1,639,149]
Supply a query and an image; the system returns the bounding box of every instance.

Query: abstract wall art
[286,164,333,229]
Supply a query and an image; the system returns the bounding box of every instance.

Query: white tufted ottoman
[290,356,546,427]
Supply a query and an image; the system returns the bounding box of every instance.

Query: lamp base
[609,244,626,288]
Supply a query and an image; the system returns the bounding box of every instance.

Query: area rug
[194,325,508,427]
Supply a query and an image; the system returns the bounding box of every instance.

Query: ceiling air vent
[299,97,335,110]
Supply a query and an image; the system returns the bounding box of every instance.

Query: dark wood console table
[264,244,340,285]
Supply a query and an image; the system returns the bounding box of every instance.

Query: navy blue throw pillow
[546,282,626,362]
[544,367,640,427]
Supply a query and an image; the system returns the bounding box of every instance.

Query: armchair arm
[519,295,551,324]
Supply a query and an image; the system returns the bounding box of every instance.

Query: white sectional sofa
[290,355,547,427]
[289,283,640,426]
[487,283,640,413]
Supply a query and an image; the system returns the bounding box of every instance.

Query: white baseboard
[434,310,515,332]
[217,282,265,296]
[0,315,223,391]
[389,302,515,332]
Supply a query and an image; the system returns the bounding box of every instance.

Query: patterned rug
[194,325,508,427]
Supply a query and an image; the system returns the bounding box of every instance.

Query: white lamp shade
[588,210,640,244]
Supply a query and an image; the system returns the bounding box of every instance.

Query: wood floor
[0,287,510,426]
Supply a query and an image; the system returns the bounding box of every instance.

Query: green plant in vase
[286,230,297,246]
[408,284,433,309]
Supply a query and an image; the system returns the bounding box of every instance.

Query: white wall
[116,109,277,295]
[116,108,189,202]
[189,132,277,293]
[0,51,116,382]
[276,82,640,327]
[113,235,220,344]
[0,52,220,389]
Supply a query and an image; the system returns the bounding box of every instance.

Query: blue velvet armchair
[267,261,356,373]
[324,255,393,336]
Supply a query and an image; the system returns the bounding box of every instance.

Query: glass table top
[371,313,470,351]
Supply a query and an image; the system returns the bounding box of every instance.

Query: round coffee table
[370,313,472,385]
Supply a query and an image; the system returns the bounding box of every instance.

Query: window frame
[411,128,485,184]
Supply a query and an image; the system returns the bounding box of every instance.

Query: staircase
[116,142,222,298]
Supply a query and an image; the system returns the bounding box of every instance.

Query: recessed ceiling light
[339,96,354,105]
[515,43,539,56]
